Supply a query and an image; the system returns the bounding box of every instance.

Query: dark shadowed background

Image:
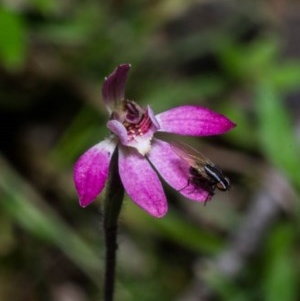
[1,1,300,300]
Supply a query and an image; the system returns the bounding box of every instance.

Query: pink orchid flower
[74,64,236,217]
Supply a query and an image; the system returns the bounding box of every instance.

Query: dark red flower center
[123,109,152,141]
[111,100,153,141]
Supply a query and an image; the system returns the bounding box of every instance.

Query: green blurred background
[1,0,300,300]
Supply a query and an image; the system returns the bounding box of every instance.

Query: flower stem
[103,149,124,301]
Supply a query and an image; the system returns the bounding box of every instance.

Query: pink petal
[148,138,209,201]
[156,105,236,136]
[107,119,128,143]
[118,146,167,217]
[74,139,116,207]
[102,64,131,111]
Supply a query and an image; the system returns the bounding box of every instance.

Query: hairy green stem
[103,149,124,301]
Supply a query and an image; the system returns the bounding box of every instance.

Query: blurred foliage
[262,223,297,301]
[1,0,300,301]
[0,7,27,70]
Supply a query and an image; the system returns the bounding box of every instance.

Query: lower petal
[74,138,116,207]
[148,138,209,201]
[118,146,167,217]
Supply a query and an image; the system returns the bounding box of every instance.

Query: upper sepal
[102,64,131,112]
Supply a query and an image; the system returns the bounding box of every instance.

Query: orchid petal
[102,64,131,112]
[74,139,116,207]
[107,120,128,143]
[148,138,209,201]
[156,105,236,136]
[118,146,167,217]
